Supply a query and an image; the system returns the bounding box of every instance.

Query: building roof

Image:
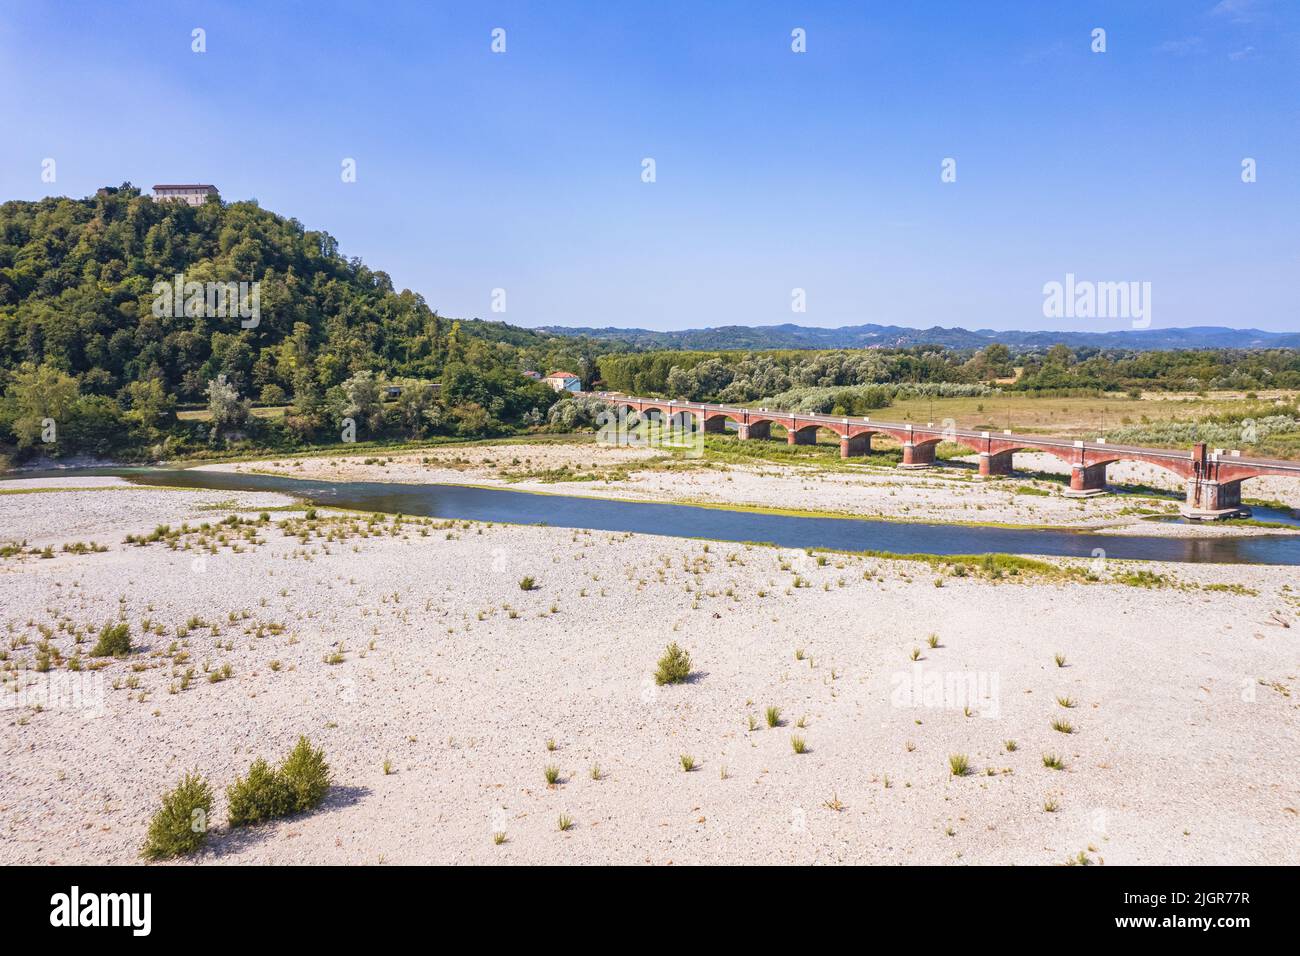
[153,184,218,190]
[545,370,579,379]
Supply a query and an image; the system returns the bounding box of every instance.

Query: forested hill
[0,184,603,403]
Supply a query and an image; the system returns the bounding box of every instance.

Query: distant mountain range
[537,323,1300,352]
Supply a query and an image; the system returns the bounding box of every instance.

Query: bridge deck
[597,394,1300,478]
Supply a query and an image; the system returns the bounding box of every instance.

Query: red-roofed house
[543,370,581,393]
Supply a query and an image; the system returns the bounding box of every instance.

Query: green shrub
[654,642,692,685]
[226,758,293,827]
[279,736,331,813]
[227,737,332,827]
[141,772,212,859]
[90,621,131,657]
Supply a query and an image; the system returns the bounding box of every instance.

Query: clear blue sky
[2,0,1296,333]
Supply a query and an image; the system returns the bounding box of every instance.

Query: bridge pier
[787,425,818,446]
[1180,478,1249,520]
[738,421,771,441]
[899,442,936,469]
[978,450,1015,478]
[702,415,727,434]
[840,433,872,458]
[1064,463,1109,497]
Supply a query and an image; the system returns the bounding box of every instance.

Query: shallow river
[10,466,1295,567]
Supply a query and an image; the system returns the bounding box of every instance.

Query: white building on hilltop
[153,184,218,206]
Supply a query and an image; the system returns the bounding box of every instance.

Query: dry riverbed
[0,476,1297,865]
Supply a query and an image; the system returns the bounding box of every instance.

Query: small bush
[519,576,537,591]
[141,772,212,860]
[948,753,971,776]
[226,758,293,827]
[280,736,331,813]
[765,705,782,728]
[90,621,131,658]
[654,642,692,686]
[226,736,331,828]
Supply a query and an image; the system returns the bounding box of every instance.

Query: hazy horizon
[3,1,1297,334]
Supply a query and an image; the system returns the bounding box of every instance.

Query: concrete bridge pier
[899,441,936,469]
[738,421,771,441]
[1064,463,1109,497]
[1180,478,1249,520]
[978,450,1015,478]
[840,433,872,458]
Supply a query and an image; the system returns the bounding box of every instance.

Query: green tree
[338,370,386,434]
[205,374,250,443]
[2,363,80,449]
[394,381,441,438]
[123,378,176,440]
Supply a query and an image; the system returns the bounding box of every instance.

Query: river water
[9,466,1291,566]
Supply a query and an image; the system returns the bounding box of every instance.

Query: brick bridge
[597,394,1300,520]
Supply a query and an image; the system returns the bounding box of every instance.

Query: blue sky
[1,0,1297,332]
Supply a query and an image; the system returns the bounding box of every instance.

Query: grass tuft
[654,642,692,685]
[90,621,131,658]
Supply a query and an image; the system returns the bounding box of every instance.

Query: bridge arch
[787,422,821,446]
[702,411,743,434]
